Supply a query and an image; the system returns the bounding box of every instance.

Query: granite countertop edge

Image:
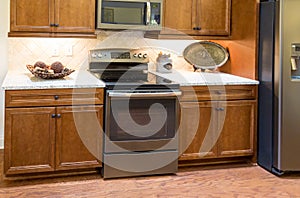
[149,70,259,86]
[1,70,106,90]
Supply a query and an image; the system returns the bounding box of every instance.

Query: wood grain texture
[1,155,300,197]
[5,88,104,107]
[163,0,231,36]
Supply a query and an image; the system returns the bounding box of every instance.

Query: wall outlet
[52,46,59,57]
[65,45,73,56]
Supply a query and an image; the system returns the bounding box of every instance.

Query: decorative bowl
[26,64,75,79]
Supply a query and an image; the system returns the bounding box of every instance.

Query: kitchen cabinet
[179,85,257,165]
[9,0,96,38]
[4,88,104,176]
[147,0,231,39]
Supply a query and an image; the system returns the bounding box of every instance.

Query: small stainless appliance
[89,48,181,179]
[97,0,163,30]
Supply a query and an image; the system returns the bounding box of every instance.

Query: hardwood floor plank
[1,151,300,197]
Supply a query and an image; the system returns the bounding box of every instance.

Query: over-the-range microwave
[96,0,163,30]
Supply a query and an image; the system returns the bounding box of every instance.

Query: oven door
[105,90,181,153]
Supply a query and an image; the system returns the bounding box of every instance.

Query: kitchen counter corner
[150,70,259,86]
[1,70,105,90]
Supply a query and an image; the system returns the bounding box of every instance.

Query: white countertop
[1,70,106,90]
[150,70,259,86]
[1,69,258,90]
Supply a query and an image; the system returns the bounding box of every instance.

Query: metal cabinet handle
[216,107,225,111]
[215,90,222,95]
[51,114,56,118]
[193,27,201,30]
[50,24,59,27]
[54,95,59,100]
[56,114,61,118]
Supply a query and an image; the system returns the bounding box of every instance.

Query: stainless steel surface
[89,48,149,63]
[103,90,180,178]
[258,0,300,174]
[108,91,182,98]
[103,151,178,179]
[94,48,180,179]
[96,0,163,30]
[146,2,151,25]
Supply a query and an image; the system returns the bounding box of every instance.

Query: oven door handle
[108,91,182,98]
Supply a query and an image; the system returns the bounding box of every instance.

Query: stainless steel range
[89,48,181,179]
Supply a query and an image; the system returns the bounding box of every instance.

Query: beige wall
[0,0,9,149]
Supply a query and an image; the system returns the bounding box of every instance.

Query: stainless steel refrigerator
[258,0,300,175]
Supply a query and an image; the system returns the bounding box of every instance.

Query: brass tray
[183,41,229,71]
[26,65,75,79]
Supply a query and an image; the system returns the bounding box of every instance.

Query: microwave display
[97,0,162,30]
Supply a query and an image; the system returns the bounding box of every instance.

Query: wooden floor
[1,157,300,197]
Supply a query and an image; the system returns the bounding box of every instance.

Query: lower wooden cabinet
[179,85,257,164]
[4,107,56,175]
[4,88,104,176]
[55,106,103,171]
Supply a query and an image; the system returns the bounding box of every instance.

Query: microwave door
[101,1,146,25]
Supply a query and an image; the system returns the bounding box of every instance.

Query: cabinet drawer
[5,88,104,107]
[180,85,257,101]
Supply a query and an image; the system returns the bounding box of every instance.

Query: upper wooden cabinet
[160,0,231,38]
[9,0,96,38]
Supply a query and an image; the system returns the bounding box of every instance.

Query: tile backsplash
[8,31,194,72]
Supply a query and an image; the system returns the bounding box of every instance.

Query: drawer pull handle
[215,91,222,95]
[54,95,59,100]
[216,107,225,111]
[51,114,56,118]
[56,114,61,118]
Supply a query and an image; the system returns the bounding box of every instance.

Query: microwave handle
[145,2,151,25]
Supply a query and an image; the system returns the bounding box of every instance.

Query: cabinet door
[179,101,218,161]
[4,107,56,175]
[217,100,256,157]
[164,0,197,34]
[10,0,54,32]
[55,105,103,171]
[54,0,95,33]
[163,0,231,36]
[195,0,231,36]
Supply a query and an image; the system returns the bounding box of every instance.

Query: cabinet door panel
[55,105,103,170]
[55,0,95,33]
[196,0,231,35]
[164,0,197,34]
[179,101,218,161]
[4,107,56,175]
[162,0,231,37]
[10,0,54,32]
[217,100,256,157]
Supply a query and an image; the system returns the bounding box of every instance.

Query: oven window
[108,98,176,141]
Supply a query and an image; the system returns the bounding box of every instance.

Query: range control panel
[89,48,149,63]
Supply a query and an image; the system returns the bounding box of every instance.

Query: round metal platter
[183,41,229,70]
